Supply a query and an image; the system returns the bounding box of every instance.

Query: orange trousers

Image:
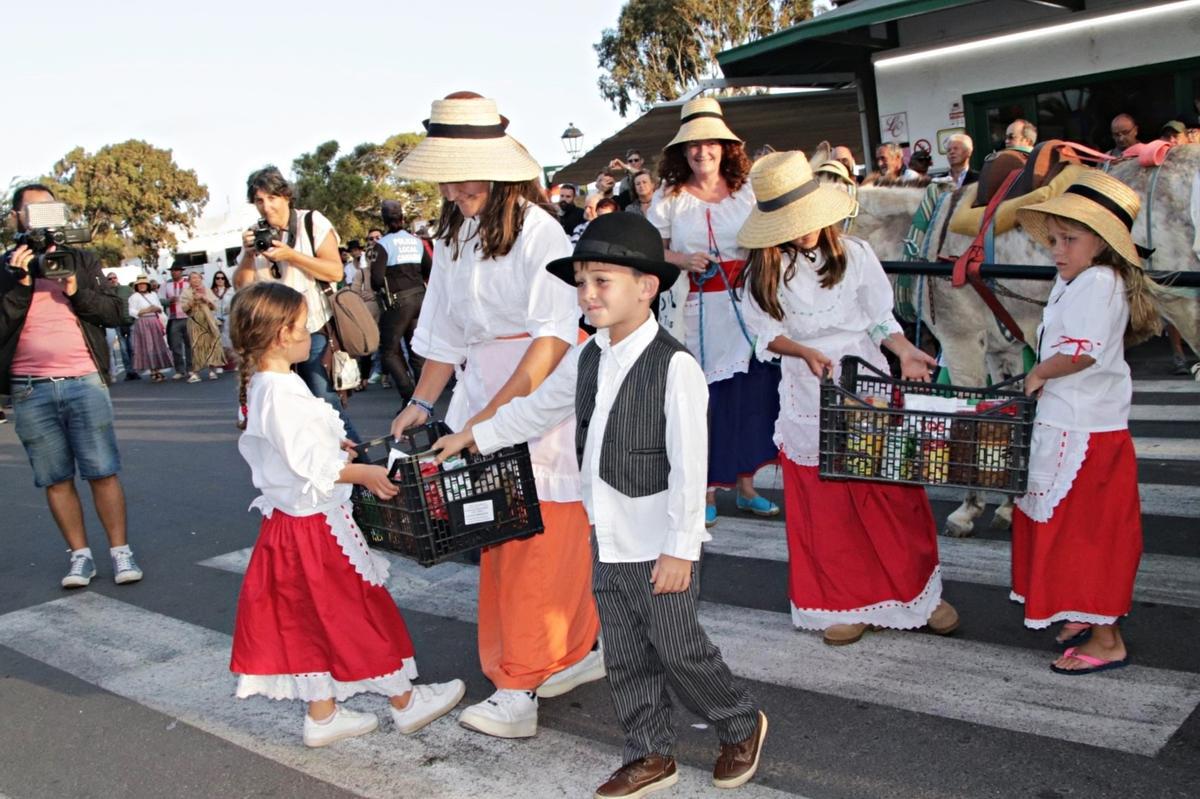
[477,499,600,690]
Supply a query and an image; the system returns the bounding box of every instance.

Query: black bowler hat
[546,212,680,293]
[347,239,364,250]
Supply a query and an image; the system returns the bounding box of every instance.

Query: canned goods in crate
[351,423,544,566]
[819,356,1035,494]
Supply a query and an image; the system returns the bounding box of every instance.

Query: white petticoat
[1008,592,1121,629]
[248,498,391,588]
[235,661,418,702]
[1013,423,1090,523]
[791,566,944,630]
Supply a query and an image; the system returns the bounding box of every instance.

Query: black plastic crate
[351,423,544,566]
[819,356,1035,494]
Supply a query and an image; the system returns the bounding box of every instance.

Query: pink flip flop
[1050,646,1128,676]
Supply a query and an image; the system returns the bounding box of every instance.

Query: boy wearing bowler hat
[435,212,766,798]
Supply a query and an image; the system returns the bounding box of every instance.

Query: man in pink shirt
[1,184,143,588]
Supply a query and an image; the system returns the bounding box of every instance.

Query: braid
[227,282,307,430]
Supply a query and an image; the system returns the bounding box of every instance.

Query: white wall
[872,1,1200,169]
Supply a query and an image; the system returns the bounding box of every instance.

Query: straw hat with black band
[1016,170,1150,269]
[737,151,859,249]
[395,94,540,183]
[665,97,743,149]
[132,275,152,289]
[546,212,680,294]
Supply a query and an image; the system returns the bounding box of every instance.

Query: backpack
[294,212,380,358]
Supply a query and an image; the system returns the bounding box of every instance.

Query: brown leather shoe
[822,622,868,646]
[927,600,960,635]
[595,754,678,799]
[712,710,768,789]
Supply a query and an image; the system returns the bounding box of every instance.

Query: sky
[2,0,632,221]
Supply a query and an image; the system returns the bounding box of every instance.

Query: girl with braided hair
[227,281,464,747]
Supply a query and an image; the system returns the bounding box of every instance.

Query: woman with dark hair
[647,96,781,527]
[211,270,235,368]
[389,93,600,740]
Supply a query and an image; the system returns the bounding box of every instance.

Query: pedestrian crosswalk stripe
[1127,405,1200,421]
[0,593,797,799]
[198,547,1200,757]
[704,517,1200,609]
[752,466,1200,519]
[1131,379,1200,393]
[1133,437,1200,461]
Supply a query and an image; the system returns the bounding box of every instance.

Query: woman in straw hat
[1011,170,1160,675]
[389,92,601,737]
[646,96,781,527]
[738,151,958,646]
[127,275,172,382]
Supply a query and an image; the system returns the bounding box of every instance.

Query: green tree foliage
[596,0,813,116]
[291,133,441,241]
[41,140,208,265]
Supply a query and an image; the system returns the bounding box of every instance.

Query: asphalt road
[0,336,1196,799]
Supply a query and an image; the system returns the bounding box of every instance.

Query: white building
[718,0,1200,170]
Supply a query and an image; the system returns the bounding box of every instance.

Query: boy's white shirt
[473,314,711,563]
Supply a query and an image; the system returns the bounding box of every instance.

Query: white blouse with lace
[238,371,390,587]
[741,236,902,465]
[646,183,756,383]
[1015,267,1131,523]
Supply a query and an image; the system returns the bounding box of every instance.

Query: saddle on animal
[951,161,1091,237]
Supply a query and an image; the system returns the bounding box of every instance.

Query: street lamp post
[561,123,584,161]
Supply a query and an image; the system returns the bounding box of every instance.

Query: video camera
[13,202,92,279]
[253,219,283,252]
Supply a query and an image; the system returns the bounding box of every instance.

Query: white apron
[446,337,582,504]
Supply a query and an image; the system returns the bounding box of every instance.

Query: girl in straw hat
[738,151,959,646]
[1011,170,1160,675]
[128,275,172,382]
[390,92,601,737]
[647,96,782,527]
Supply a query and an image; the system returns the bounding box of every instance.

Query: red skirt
[781,455,942,630]
[230,509,415,683]
[1011,430,1142,628]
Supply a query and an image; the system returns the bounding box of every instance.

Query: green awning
[718,0,981,75]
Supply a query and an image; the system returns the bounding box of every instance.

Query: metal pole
[880,261,1200,287]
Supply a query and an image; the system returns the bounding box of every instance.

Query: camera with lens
[12,202,92,279]
[253,219,283,252]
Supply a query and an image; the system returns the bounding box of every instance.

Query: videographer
[368,200,430,400]
[233,166,360,441]
[0,184,143,588]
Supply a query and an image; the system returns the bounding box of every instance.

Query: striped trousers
[592,554,759,764]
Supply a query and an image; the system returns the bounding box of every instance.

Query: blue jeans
[295,332,361,443]
[10,372,122,488]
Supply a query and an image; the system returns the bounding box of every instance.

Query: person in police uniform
[369,200,430,400]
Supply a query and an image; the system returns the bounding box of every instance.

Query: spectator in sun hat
[647,95,782,527]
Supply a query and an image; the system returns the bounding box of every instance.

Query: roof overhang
[718,0,983,77]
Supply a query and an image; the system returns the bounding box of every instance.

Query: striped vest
[575,325,688,498]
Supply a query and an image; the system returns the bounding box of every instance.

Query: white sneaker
[536,646,606,698]
[62,553,96,588]
[112,549,143,585]
[390,680,466,734]
[302,706,378,748]
[458,689,538,738]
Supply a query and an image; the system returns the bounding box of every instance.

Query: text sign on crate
[351,422,544,567]
[818,357,1035,495]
